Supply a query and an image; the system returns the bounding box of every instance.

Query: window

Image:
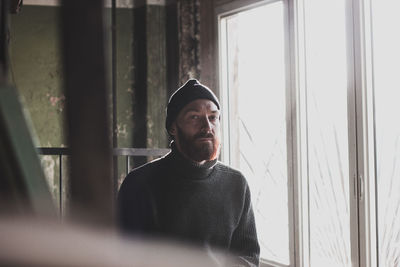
[303,0,352,266]
[218,0,399,266]
[370,0,400,266]
[219,1,291,266]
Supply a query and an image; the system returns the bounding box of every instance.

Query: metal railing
[37,147,170,214]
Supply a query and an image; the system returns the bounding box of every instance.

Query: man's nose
[200,116,212,131]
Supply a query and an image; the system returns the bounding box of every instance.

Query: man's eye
[191,115,199,120]
[209,115,219,121]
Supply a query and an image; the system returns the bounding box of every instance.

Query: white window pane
[304,0,352,266]
[221,2,290,264]
[371,1,400,266]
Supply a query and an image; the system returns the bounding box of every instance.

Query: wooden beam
[0,0,8,82]
[61,0,113,226]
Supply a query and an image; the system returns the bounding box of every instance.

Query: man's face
[169,99,221,163]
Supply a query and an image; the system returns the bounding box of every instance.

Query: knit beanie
[166,79,220,132]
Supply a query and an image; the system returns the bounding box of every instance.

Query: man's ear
[169,122,177,136]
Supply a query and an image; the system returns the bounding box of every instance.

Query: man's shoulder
[214,161,243,175]
[120,156,167,187]
[214,162,248,183]
[131,156,165,174]
[213,162,251,198]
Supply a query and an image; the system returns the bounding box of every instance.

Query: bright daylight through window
[219,0,400,266]
[220,1,290,265]
[371,0,400,266]
[304,0,351,266]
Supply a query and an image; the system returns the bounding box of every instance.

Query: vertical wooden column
[132,3,168,167]
[177,0,201,84]
[199,0,217,93]
[0,0,8,82]
[111,0,119,197]
[146,4,168,150]
[132,5,148,167]
[166,1,179,97]
[61,0,113,226]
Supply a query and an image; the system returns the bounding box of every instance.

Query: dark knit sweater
[117,145,260,266]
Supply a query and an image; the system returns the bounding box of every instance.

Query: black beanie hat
[166,79,220,132]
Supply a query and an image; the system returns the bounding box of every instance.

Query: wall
[8,1,221,150]
[8,4,171,200]
[10,6,64,148]
[8,1,221,199]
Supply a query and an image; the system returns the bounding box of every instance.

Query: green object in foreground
[0,85,56,217]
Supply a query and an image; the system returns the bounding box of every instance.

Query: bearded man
[118,79,260,266]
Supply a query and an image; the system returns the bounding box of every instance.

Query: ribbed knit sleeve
[117,169,155,235]
[230,182,260,266]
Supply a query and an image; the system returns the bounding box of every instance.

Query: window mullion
[350,0,378,266]
[290,0,310,266]
[346,0,361,265]
[284,0,296,266]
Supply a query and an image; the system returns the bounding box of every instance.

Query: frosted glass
[222,2,290,264]
[304,0,352,266]
[371,1,400,266]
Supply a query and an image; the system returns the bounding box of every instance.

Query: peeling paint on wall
[47,93,65,112]
[125,108,133,120]
[40,154,58,203]
[116,123,128,138]
[177,0,201,83]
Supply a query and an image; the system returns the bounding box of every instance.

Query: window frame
[216,1,295,266]
[216,0,379,266]
[290,0,360,266]
[352,0,379,266]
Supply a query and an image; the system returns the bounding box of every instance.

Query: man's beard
[175,126,220,162]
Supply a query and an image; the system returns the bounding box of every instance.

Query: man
[118,79,260,266]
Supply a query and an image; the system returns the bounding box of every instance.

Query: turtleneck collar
[165,142,217,180]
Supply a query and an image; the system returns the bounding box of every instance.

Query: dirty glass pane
[371,1,400,266]
[221,2,289,264]
[304,0,352,266]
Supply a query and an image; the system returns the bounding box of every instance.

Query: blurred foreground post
[61,0,113,226]
[0,0,9,81]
